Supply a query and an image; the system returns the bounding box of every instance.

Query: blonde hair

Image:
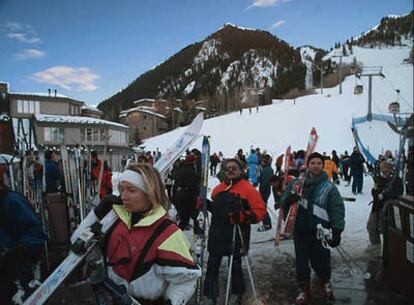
[125,162,169,210]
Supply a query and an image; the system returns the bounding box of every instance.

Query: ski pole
[225,225,237,305]
[236,225,260,305]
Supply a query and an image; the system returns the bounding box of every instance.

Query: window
[23,101,29,113]
[44,127,64,143]
[86,128,92,141]
[80,128,85,142]
[29,101,34,114]
[100,129,106,141]
[16,100,40,114]
[93,129,99,142]
[17,100,23,113]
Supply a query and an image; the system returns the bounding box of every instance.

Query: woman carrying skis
[100,163,200,305]
[202,158,266,305]
[280,152,345,305]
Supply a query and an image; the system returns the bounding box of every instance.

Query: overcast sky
[0,0,411,106]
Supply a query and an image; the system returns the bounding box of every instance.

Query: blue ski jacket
[280,171,345,232]
[247,153,258,184]
[0,190,46,254]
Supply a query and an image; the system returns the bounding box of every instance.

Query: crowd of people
[0,143,405,305]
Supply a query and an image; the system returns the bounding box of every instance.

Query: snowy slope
[142,46,412,160]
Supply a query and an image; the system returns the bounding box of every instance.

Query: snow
[219,50,278,92]
[184,68,193,77]
[35,114,128,128]
[300,46,317,89]
[217,22,259,32]
[9,91,70,98]
[194,39,221,65]
[183,80,196,95]
[119,106,166,119]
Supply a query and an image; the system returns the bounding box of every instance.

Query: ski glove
[284,193,301,206]
[327,229,342,248]
[94,194,122,219]
[227,210,256,224]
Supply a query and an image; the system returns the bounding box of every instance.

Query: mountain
[98,24,318,121]
[97,12,412,123]
[350,11,413,48]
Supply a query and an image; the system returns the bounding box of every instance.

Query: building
[1,82,129,171]
[81,105,103,119]
[120,105,168,142]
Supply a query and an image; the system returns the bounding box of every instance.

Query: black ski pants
[0,277,16,305]
[294,231,331,283]
[260,191,272,228]
[352,172,363,194]
[203,253,245,301]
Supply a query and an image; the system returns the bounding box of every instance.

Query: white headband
[120,170,148,193]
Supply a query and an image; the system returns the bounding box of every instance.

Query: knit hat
[307,152,325,166]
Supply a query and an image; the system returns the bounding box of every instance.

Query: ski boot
[228,294,242,305]
[295,283,310,305]
[201,298,215,305]
[321,282,334,302]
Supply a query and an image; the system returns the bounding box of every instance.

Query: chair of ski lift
[388,101,400,114]
[330,61,337,72]
[354,85,363,95]
[350,64,357,74]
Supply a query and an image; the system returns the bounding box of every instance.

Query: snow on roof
[119,106,166,119]
[133,98,167,105]
[9,91,70,98]
[81,105,103,113]
[35,114,128,129]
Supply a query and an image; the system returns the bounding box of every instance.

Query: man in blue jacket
[45,150,61,193]
[0,173,46,305]
[280,152,345,305]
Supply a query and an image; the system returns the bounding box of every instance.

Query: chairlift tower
[356,66,384,121]
[314,63,329,95]
[331,51,349,95]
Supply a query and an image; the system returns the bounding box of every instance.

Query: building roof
[81,105,103,114]
[133,98,167,105]
[9,91,84,105]
[119,106,166,119]
[35,114,128,129]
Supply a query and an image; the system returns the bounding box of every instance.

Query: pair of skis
[194,136,210,305]
[23,113,205,305]
[275,127,319,246]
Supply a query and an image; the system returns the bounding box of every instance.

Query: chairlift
[350,64,357,74]
[388,101,400,114]
[354,85,364,95]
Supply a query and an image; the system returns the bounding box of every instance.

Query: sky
[0,0,412,107]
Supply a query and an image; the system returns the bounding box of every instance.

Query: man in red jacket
[203,158,266,305]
